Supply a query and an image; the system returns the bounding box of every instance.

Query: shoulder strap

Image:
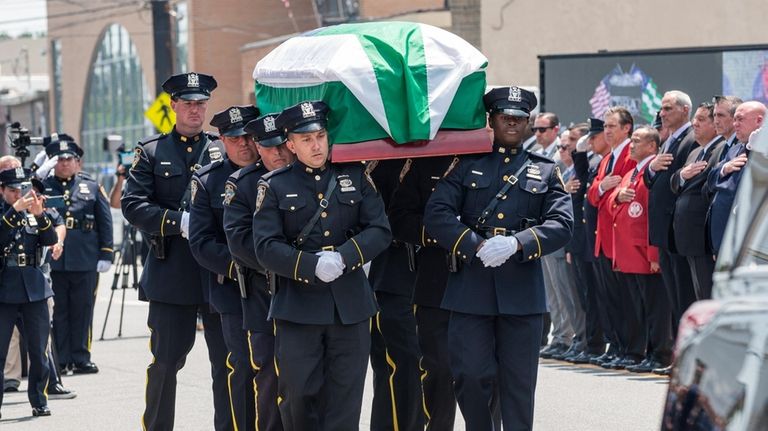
[295,166,338,247]
[476,153,531,227]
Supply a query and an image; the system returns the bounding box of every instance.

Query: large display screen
[540,46,768,127]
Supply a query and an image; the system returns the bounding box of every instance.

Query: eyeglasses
[532,126,554,133]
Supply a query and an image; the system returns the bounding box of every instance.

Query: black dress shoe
[73,361,99,374]
[552,345,578,361]
[32,405,51,416]
[570,351,593,364]
[600,355,624,369]
[629,359,664,373]
[611,356,641,370]
[652,365,672,376]
[590,350,615,365]
[48,383,77,400]
[540,343,568,359]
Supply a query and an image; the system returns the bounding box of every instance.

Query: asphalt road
[1,266,669,430]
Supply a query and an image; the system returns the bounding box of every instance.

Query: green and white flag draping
[253,21,488,145]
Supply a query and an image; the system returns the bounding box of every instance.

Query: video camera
[103,134,132,174]
[8,122,45,166]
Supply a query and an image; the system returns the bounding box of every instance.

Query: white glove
[314,251,346,283]
[181,211,190,238]
[476,235,519,268]
[96,259,112,272]
[35,155,58,179]
[575,135,589,153]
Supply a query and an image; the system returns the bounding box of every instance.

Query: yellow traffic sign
[145,92,175,133]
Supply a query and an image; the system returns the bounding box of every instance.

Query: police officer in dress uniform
[223,112,293,431]
[424,87,573,430]
[388,156,463,430]
[252,100,391,430]
[188,105,261,431]
[0,168,57,418]
[41,137,113,374]
[366,158,423,431]
[122,72,232,431]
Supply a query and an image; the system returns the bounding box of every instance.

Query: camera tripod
[99,223,141,339]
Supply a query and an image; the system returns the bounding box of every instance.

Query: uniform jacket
[670,137,725,257]
[43,172,113,272]
[253,161,391,325]
[424,146,573,316]
[222,161,272,331]
[570,151,602,261]
[122,128,223,305]
[644,125,697,250]
[366,159,417,298]
[587,141,636,258]
[705,142,748,253]
[389,155,458,308]
[189,158,241,314]
[0,204,57,303]
[609,161,658,274]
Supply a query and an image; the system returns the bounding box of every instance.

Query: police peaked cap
[162,72,217,101]
[0,167,45,192]
[244,113,286,148]
[587,118,605,137]
[483,86,538,117]
[45,134,83,159]
[210,105,260,137]
[276,101,329,134]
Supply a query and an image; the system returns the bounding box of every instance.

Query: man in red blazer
[610,126,673,373]
[586,106,637,369]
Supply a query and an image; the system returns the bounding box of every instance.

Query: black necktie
[695,148,707,162]
[630,167,639,182]
[604,153,615,175]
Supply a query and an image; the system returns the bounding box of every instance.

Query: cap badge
[14,167,24,179]
[508,86,522,102]
[187,73,200,88]
[228,108,243,124]
[60,141,68,151]
[264,116,276,133]
[300,102,316,119]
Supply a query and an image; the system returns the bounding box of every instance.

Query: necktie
[630,167,639,183]
[604,153,615,176]
[695,148,707,162]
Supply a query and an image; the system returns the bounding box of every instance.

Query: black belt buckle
[321,246,335,252]
[17,253,26,267]
[65,217,75,229]
[492,227,507,237]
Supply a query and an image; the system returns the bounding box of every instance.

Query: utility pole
[151,0,174,95]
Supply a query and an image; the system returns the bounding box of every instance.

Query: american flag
[589,80,611,119]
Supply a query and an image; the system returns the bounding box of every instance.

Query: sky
[0,0,47,36]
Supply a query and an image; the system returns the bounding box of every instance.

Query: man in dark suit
[644,90,698,340]
[570,120,608,363]
[671,103,725,301]
[707,100,766,255]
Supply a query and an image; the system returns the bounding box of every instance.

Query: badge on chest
[338,175,356,193]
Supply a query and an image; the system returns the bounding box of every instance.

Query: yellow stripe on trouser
[375,312,400,431]
[412,304,432,422]
[247,331,262,431]
[88,283,98,352]
[141,325,155,431]
[225,352,239,431]
[272,322,282,406]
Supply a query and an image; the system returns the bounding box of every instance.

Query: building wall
[481,0,768,86]
[360,0,445,19]
[47,1,155,141]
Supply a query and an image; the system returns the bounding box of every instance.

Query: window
[315,0,359,25]
[80,24,152,176]
[174,1,188,73]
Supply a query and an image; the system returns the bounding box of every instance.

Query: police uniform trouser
[142,302,232,431]
[50,271,97,366]
[448,311,543,431]
[246,330,281,431]
[220,312,257,431]
[0,301,51,409]
[274,318,369,431]
[370,291,423,431]
[414,305,456,431]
